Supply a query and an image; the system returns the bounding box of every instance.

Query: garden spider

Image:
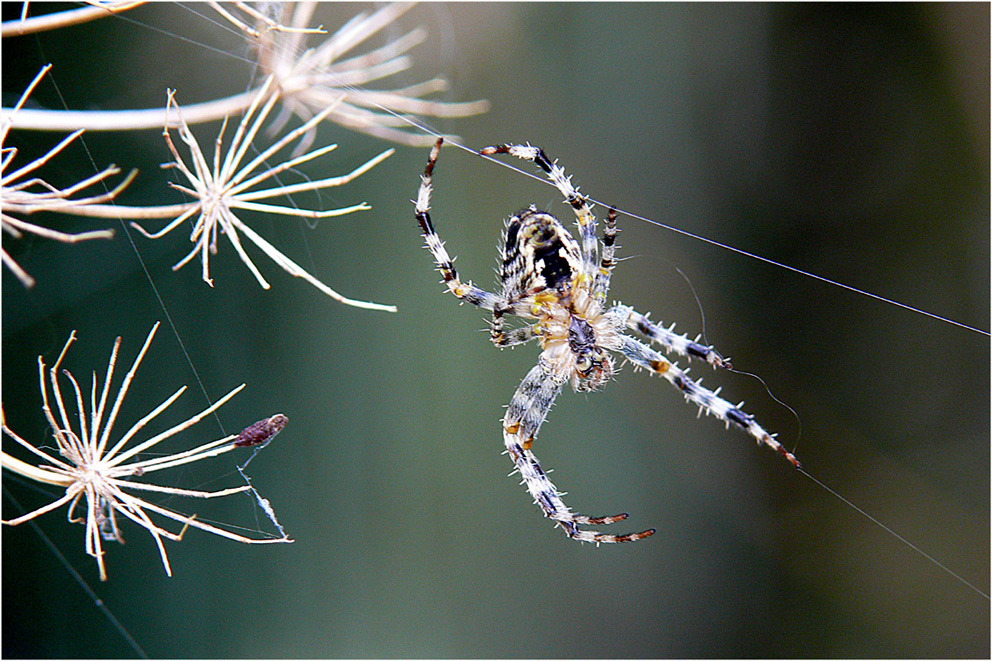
[415,138,799,544]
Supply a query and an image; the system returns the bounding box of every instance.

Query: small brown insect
[234,414,288,447]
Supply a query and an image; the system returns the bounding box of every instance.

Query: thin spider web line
[449,135,991,337]
[799,468,990,601]
[75,2,992,337]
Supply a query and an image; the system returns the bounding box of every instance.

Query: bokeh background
[2,3,988,657]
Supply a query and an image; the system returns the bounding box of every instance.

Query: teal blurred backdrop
[2,3,988,657]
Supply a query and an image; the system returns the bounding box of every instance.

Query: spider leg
[613,304,730,369]
[503,363,656,544]
[618,335,800,467]
[592,206,618,301]
[481,144,599,281]
[503,362,561,452]
[416,138,503,310]
[493,324,538,347]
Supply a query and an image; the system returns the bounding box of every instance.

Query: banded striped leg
[592,207,618,301]
[480,144,600,278]
[503,363,656,544]
[491,296,540,348]
[493,324,538,347]
[618,335,800,467]
[615,304,729,369]
[416,138,502,310]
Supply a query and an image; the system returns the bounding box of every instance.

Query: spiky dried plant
[1,65,134,288]
[1,322,292,582]
[3,2,489,143]
[67,76,397,309]
[254,2,490,149]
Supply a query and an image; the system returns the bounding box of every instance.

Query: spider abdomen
[501,207,582,298]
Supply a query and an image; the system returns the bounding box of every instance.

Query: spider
[415,138,799,544]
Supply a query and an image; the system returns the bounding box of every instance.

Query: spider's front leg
[503,362,655,544]
[618,335,800,467]
[481,143,600,278]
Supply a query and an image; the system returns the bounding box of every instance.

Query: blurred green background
[2,3,988,657]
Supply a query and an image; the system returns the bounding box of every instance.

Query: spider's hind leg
[618,334,799,467]
[505,440,655,544]
[504,363,655,544]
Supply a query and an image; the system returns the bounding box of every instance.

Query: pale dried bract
[130,76,396,311]
[255,2,490,150]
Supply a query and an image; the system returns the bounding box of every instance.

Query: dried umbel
[128,76,396,310]
[1,322,291,581]
[3,3,489,144]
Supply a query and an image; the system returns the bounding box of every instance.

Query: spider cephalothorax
[415,138,798,544]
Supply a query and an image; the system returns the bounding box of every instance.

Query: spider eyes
[575,350,606,375]
[572,350,613,392]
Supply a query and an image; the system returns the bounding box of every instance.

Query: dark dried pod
[234,413,288,447]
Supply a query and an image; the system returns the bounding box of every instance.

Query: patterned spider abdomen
[500,206,582,300]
